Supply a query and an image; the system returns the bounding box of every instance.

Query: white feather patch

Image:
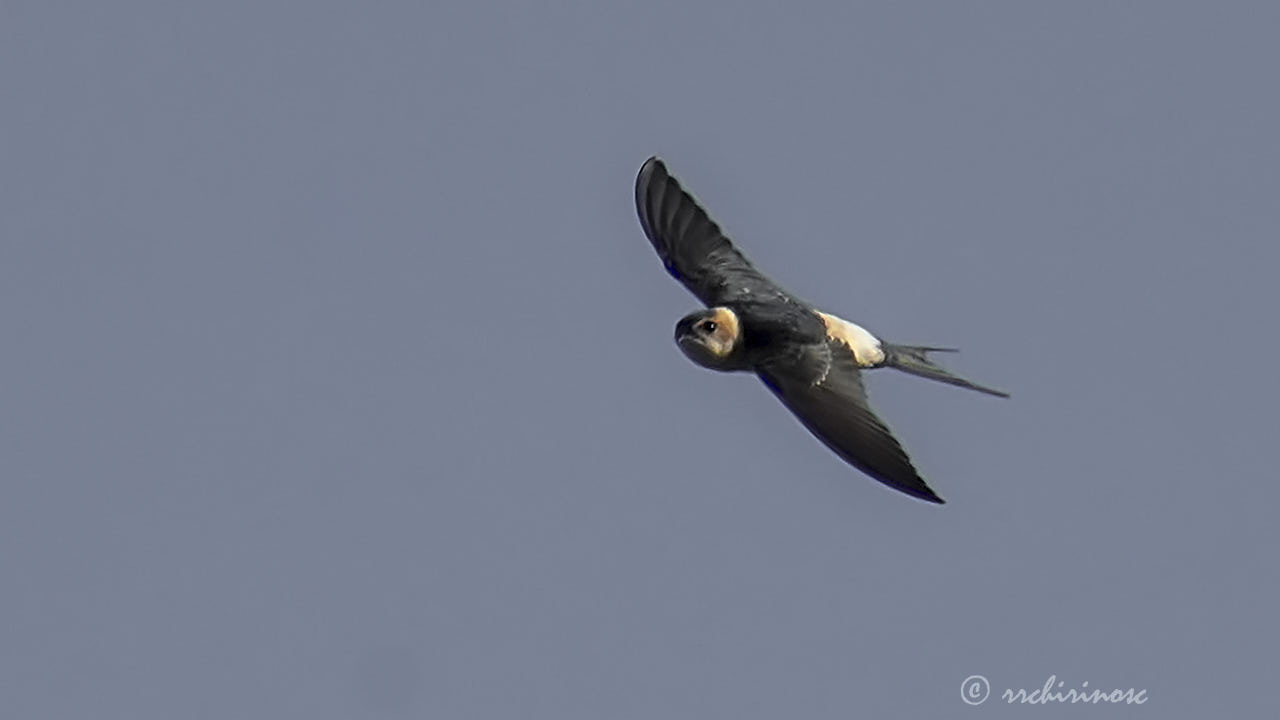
[817,312,885,367]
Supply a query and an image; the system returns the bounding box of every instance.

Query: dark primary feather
[758,339,945,504]
[634,157,785,307]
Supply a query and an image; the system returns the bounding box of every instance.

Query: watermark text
[961,674,1148,706]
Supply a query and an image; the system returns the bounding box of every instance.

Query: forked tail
[881,343,1010,398]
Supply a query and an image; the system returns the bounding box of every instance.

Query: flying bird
[635,157,1008,503]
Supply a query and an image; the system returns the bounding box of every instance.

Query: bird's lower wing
[758,341,944,504]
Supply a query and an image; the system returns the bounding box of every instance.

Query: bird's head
[674,307,744,371]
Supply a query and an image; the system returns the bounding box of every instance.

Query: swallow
[635,157,1008,503]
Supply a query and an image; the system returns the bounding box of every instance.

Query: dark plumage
[635,156,1008,504]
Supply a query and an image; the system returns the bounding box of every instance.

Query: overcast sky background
[3,2,1277,718]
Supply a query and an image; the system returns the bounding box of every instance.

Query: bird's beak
[675,333,698,354]
[673,320,696,345]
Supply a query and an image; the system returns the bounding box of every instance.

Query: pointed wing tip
[635,157,665,249]
[635,156,672,220]
[636,156,666,188]
[906,485,946,504]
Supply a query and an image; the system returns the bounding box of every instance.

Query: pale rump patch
[818,311,885,367]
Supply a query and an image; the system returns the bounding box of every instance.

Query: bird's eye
[699,320,717,334]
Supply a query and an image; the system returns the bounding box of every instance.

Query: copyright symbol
[961,674,990,705]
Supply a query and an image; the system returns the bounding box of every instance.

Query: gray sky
[3,2,1276,718]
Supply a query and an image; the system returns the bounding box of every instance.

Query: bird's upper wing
[635,157,787,307]
[758,337,945,504]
